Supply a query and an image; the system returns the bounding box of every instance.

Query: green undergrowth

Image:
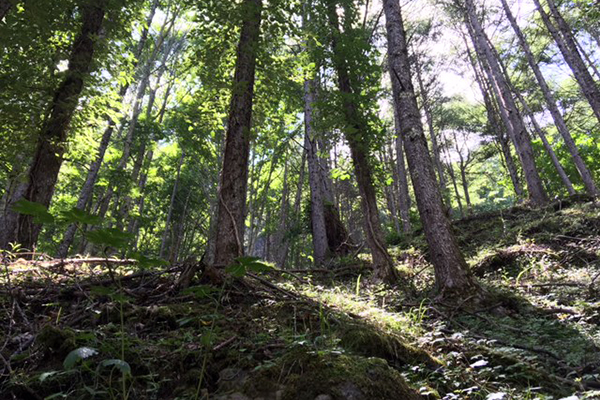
[1,198,600,399]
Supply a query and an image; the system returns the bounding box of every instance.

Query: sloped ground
[1,199,599,399]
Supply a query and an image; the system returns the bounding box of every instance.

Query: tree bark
[500,0,597,196]
[327,1,397,283]
[384,0,477,295]
[463,0,548,205]
[0,0,107,250]
[534,0,600,124]
[213,0,262,267]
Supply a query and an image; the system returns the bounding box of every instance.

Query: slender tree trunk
[394,108,412,234]
[0,0,107,250]
[500,0,597,196]
[465,41,524,199]
[327,2,397,283]
[414,54,447,197]
[464,0,548,205]
[276,149,306,268]
[534,0,600,124]
[446,154,465,219]
[160,150,185,259]
[514,91,576,195]
[384,0,477,295]
[382,146,401,234]
[304,79,328,265]
[213,0,262,268]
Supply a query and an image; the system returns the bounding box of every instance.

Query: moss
[37,324,76,358]
[245,348,422,400]
[338,323,438,368]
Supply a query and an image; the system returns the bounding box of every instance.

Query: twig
[212,335,237,352]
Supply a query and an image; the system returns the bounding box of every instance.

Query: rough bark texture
[535,0,600,124]
[464,0,548,205]
[384,0,477,294]
[327,2,397,283]
[501,0,598,196]
[213,0,262,267]
[0,0,106,250]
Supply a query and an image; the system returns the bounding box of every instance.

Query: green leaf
[59,208,102,225]
[11,199,54,224]
[63,347,98,370]
[225,263,246,278]
[99,359,131,375]
[85,228,133,249]
[201,332,216,347]
[130,252,167,269]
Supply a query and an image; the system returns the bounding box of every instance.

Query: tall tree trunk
[304,79,328,265]
[514,90,576,195]
[463,0,548,205]
[213,0,262,267]
[317,136,352,254]
[414,54,447,198]
[160,150,185,259]
[384,0,477,295]
[327,2,397,283]
[394,108,412,234]
[276,149,306,268]
[534,0,600,124]
[382,146,401,235]
[0,0,107,250]
[500,0,597,196]
[465,41,524,199]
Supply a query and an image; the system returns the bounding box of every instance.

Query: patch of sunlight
[301,285,423,337]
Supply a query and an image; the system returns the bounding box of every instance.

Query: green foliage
[11,199,55,224]
[225,256,273,278]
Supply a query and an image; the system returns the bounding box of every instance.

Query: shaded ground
[1,199,599,399]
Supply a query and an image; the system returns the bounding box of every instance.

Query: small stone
[314,395,333,400]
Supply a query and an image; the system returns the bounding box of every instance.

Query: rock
[314,395,333,400]
[336,382,363,400]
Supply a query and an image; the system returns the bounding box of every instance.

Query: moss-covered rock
[243,348,422,400]
[339,323,438,368]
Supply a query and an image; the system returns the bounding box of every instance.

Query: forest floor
[1,199,600,400]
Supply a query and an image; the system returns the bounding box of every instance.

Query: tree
[0,0,107,250]
[501,0,597,197]
[462,0,548,205]
[383,0,478,295]
[533,0,600,134]
[212,0,263,268]
[326,0,398,283]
